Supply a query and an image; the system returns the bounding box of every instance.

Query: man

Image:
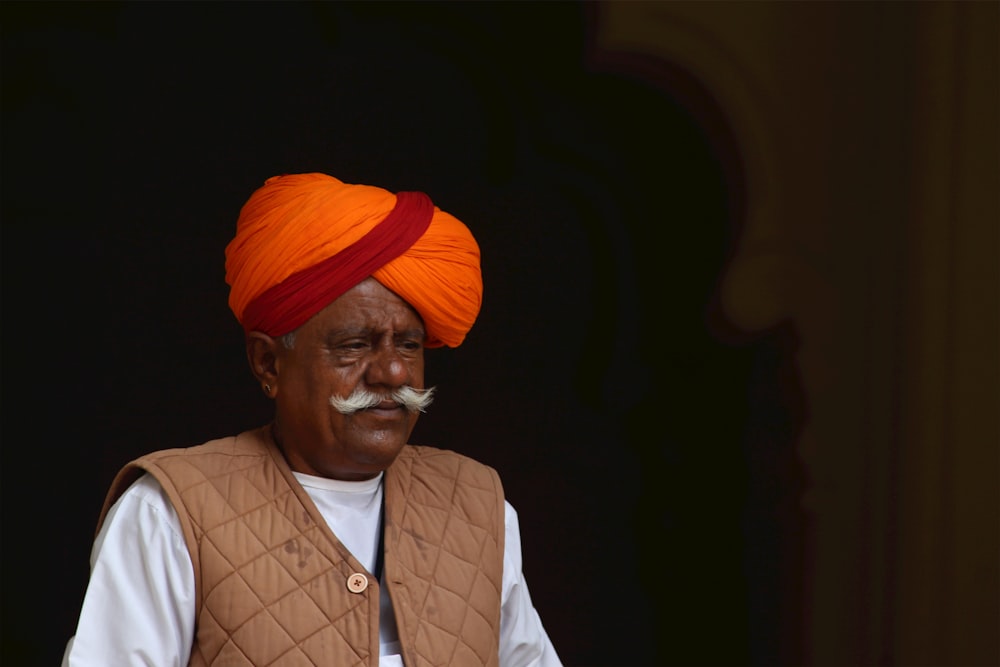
[63,173,561,666]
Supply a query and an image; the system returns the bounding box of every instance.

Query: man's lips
[362,400,404,415]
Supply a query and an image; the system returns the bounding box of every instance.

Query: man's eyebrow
[325,327,427,341]
[325,327,372,342]
[396,328,427,339]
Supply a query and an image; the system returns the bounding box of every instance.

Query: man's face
[270,278,426,480]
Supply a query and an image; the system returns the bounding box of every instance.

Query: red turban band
[225,173,483,348]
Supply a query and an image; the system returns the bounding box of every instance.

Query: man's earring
[264,384,271,394]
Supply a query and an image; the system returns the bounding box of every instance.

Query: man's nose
[365,342,408,387]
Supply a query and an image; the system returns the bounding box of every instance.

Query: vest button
[347,572,369,594]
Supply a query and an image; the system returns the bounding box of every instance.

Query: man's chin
[349,436,409,469]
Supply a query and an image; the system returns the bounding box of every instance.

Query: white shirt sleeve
[62,475,195,667]
[499,502,563,667]
[64,475,560,667]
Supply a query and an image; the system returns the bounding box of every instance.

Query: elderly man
[63,174,561,666]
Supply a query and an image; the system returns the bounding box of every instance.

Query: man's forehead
[324,325,427,340]
[331,280,420,314]
[317,282,426,334]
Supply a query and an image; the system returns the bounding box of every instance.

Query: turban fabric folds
[225,173,482,348]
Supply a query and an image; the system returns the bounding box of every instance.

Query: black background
[2,3,802,665]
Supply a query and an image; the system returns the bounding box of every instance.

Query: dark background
[0,2,885,666]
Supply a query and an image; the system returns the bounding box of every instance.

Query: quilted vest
[99,427,505,666]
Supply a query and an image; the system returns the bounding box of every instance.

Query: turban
[224,173,482,348]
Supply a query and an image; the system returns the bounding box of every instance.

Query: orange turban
[224,173,482,348]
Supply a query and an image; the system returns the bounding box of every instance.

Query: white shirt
[63,472,560,667]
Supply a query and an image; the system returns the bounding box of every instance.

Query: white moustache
[329,386,436,415]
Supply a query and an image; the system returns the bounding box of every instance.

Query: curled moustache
[329,386,436,415]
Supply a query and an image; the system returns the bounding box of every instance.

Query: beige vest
[100,427,505,666]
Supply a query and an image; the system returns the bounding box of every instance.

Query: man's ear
[247,331,281,398]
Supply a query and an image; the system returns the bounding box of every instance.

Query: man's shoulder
[99,427,276,533]
[396,444,502,486]
[389,445,506,547]
[137,427,271,465]
[124,428,274,487]
[398,443,490,466]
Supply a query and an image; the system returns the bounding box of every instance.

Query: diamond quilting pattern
[230,610,299,665]
[106,429,504,666]
[203,512,271,571]
[267,587,334,642]
[201,557,268,632]
[386,446,504,667]
[235,551,300,607]
[239,494,304,552]
[121,432,375,666]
